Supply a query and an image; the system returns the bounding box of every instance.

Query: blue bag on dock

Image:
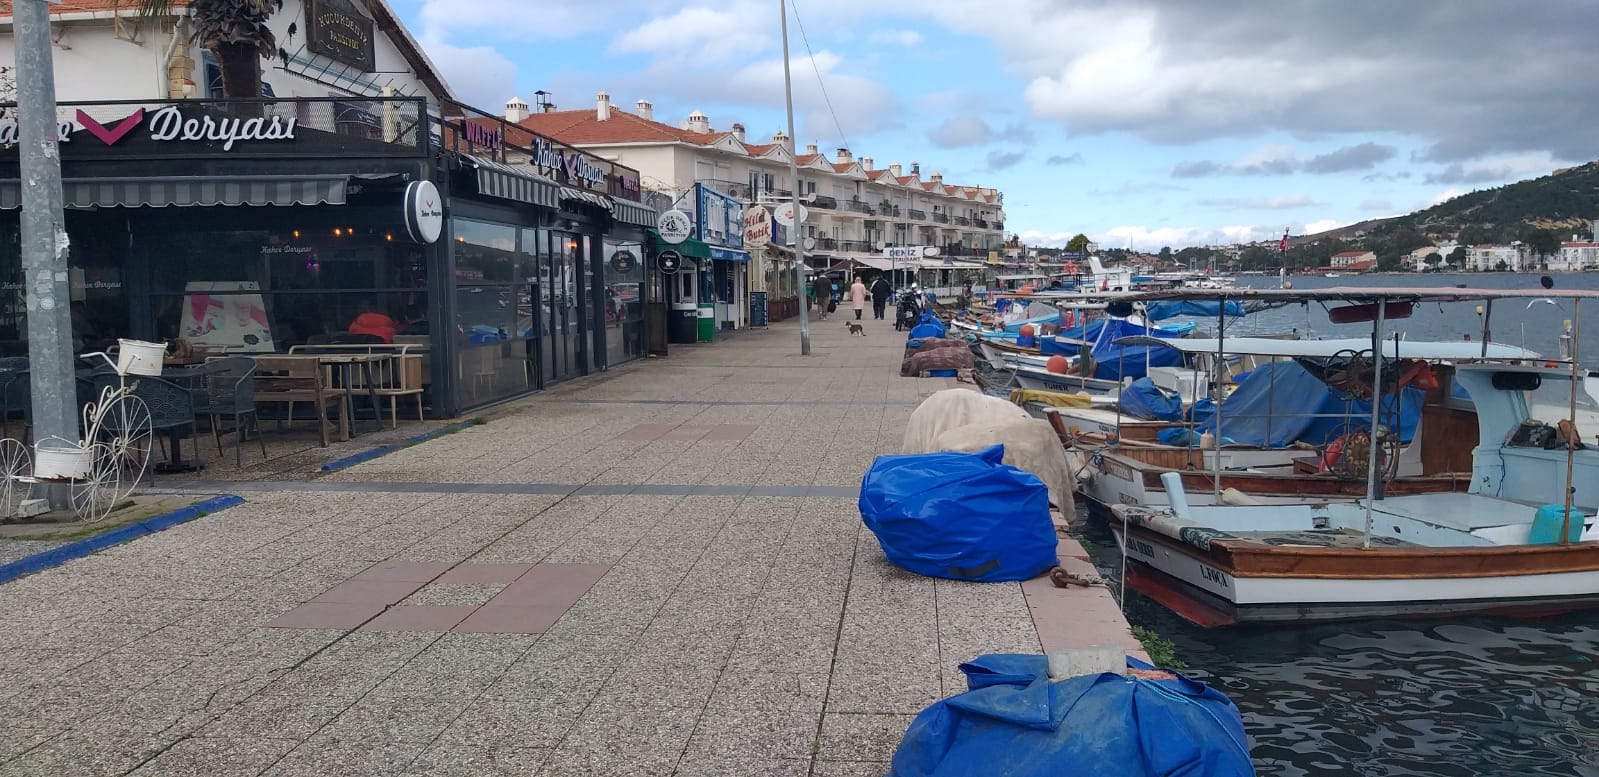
[859,445,1057,583]
[889,653,1254,777]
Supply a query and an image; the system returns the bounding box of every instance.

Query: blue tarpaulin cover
[1195,360,1424,448]
[1119,378,1184,421]
[1145,300,1247,321]
[1089,320,1186,382]
[889,653,1254,777]
[859,446,1057,583]
[910,312,948,341]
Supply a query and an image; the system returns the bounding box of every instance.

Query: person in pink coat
[850,276,869,321]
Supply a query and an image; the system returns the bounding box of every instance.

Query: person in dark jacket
[811,274,834,320]
[870,276,893,319]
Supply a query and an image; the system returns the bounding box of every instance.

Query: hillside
[1312,161,1599,244]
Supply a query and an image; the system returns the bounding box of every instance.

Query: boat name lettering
[1101,460,1135,481]
[146,106,298,150]
[1129,537,1156,557]
[1200,564,1232,589]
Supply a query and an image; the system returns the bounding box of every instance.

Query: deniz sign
[532,138,606,189]
[695,183,744,249]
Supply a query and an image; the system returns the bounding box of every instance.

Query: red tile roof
[796,154,822,165]
[518,108,732,147]
[1332,251,1373,258]
[1346,260,1377,271]
[745,143,779,155]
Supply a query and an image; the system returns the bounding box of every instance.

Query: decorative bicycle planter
[0,341,159,523]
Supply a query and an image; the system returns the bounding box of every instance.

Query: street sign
[657,250,682,275]
[773,202,807,227]
[884,246,935,260]
[656,210,692,244]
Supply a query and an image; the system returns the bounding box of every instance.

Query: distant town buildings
[1466,244,1527,272]
[1329,251,1377,270]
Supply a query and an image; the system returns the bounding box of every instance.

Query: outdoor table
[315,353,390,438]
[153,365,206,473]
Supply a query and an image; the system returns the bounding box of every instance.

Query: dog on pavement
[845,322,866,336]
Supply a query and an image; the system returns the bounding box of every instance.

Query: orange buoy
[1020,324,1036,337]
[1047,355,1070,374]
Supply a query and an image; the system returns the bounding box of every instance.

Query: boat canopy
[1144,300,1247,321]
[1111,336,1539,360]
[1191,360,1425,448]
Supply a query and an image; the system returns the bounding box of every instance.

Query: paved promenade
[0,314,1138,776]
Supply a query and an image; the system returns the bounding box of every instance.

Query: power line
[787,0,851,153]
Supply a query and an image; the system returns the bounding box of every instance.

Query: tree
[1065,234,1091,255]
[118,0,284,98]
[1495,259,1509,272]
[1522,228,1562,262]
[1158,246,1173,263]
[1424,252,1443,271]
[1448,246,1468,269]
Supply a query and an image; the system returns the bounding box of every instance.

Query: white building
[516,93,1007,325]
[0,0,452,105]
[1405,242,1460,270]
[1330,251,1377,270]
[1466,244,1526,272]
[1559,242,1599,271]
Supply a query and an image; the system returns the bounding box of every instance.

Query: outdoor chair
[0,369,28,441]
[94,373,202,467]
[374,353,425,427]
[253,355,346,446]
[190,356,268,466]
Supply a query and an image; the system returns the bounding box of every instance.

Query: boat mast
[1213,295,1226,501]
[1479,300,1493,358]
[1361,299,1388,550]
[1562,299,1582,543]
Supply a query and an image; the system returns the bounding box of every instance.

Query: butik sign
[743,206,771,248]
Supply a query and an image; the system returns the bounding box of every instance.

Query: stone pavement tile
[265,657,404,700]
[682,707,821,762]
[811,762,890,777]
[539,704,700,776]
[453,605,568,634]
[706,667,831,713]
[501,631,633,675]
[403,744,550,776]
[672,756,812,777]
[72,688,240,740]
[435,697,581,751]
[264,601,384,630]
[0,728,56,762]
[30,620,156,652]
[589,663,722,710]
[198,690,355,740]
[816,713,916,762]
[324,693,475,743]
[353,560,457,583]
[125,735,300,776]
[823,662,943,715]
[0,690,113,739]
[49,651,192,695]
[359,605,477,633]
[120,624,256,657]
[402,583,506,607]
[263,733,426,777]
[435,563,535,585]
[310,579,428,606]
[0,730,169,777]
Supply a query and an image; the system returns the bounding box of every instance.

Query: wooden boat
[1099,285,1599,625]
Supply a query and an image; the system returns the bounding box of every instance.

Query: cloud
[1422,155,1561,185]
[1302,142,1396,173]
[1304,219,1347,235]
[1173,142,1394,177]
[868,29,923,46]
[1359,198,1393,211]
[418,34,520,109]
[1196,194,1321,210]
[927,116,1031,148]
[1362,171,1411,182]
[1430,188,1468,206]
[1046,153,1084,166]
[612,6,769,61]
[987,150,1026,170]
[1091,224,1285,251]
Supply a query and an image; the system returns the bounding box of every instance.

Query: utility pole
[15,0,74,509]
[779,0,811,355]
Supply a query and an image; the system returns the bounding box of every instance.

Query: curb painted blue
[320,419,484,473]
[0,494,246,585]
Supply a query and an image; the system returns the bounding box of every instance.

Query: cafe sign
[306,0,377,73]
[532,137,606,189]
[0,106,298,150]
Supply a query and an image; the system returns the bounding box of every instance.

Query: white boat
[1100,286,1599,625]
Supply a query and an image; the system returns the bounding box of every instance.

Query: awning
[469,156,558,209]
[559,186,614,212]
[612,198,656,227]
[845,255,895,271]
[709,246,751,263]
[648,231,712,259]
[0,175,348,209]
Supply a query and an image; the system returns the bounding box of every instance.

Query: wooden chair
[374,353,425,427]
[252,355,347,446]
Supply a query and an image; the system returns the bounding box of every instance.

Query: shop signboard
[773,202,807,227]
[743,206,771,248]
[657,210,692,244]
[695,184,744,249]
[306,0,377,73]
[403,181,444,244]
[610,250,638,274]
[657,250,683,275]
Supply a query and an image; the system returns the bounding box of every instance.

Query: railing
[810,195,839,210]
[907,209,927,221]
[843,200,875,214]
[4,97,429,161]
[880,205,902,218]
[839,240,874,253]
[954,216,973,227]
[698,178,751,200]
[974,219,990,229]
[439,99,644,201]
[932,213,951,224]
[813,237,839,251]
[993,221,1004,231]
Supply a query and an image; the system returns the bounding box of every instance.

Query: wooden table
[314,354,392,438]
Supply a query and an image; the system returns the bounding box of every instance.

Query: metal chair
[190,356,267,466]
[95,374,202,468]
[1,370,29,441]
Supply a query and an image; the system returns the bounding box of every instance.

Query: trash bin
[669,303,698,344]
[697,304,715,343]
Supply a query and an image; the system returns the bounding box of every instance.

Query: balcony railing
[954,216,973,227]
[839,240,874,253]
[993,221,1004,231]
[697,178,752,200]
[813,237,839,251]
[879,205,903,218]
[932,213,951,224]
[974,219,990,229]
[907,209,927,221]
[842,200,875,214]
[810,195,839,210]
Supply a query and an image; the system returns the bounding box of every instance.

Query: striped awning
[612,199,657,227]
[558,186,614,212]
[470,156,558,209]
[0,175,348,209]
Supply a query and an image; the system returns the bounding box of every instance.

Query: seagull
[1528,298,1560,310]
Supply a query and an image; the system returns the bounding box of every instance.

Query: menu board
[180,281,275,351]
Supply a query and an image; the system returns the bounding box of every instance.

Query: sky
[392,0,1599,250]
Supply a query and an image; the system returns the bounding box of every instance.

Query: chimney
[911,162,920,176]
[504,97,529,123]
[862,157,873,171]
[596,91,611,121]
[836,148,852,163]
[731,122,745,142]
[542,102,558,113]
[931,171,943,184]
[771,130,791,150]
[684,110,710,133]
[636,99,653,121]
[805,142,818,156]
[889,161,902,176]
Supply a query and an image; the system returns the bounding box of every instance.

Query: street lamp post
[779,0,811,355]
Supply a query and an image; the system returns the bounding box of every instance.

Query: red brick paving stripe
[701,424,758,441]
[490,564,610,609]
[309,579,426,605]
[659,425,713,441]
[435,563,536,585]
[359,605,478,633]
[265,602,386,630]
[617,424,675,440]
[451,605,568,634]
[353,560,457,583]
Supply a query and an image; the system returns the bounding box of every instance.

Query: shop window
[453,219,518,283]
[602,240,644,367]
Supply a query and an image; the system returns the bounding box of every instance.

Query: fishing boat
[1102,286,1599,625]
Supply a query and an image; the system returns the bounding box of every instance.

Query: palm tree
[114,0,283,98]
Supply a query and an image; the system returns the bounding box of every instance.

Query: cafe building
[0,99,654,416]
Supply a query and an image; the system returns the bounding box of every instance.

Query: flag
[1278,233,1289,253]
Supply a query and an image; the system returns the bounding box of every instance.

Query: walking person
[850,275,869,321]
[871,275,892,319]
[812,273,833,320]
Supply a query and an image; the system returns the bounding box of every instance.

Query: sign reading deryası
[695,183,744,250]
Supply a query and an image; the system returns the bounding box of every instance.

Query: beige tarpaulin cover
[903,390,1078,520]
